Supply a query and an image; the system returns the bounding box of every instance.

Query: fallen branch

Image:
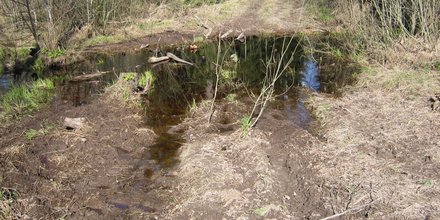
[220,29,233,39]
[320,200,378,220]
[166,52,193,66]
[70,71,109,82]
[148,56,170,64]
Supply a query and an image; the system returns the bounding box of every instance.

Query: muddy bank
[161,98,332,219]
[0,77,173,219]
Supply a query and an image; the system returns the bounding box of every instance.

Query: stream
[2,36,360,186]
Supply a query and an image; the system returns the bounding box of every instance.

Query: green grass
[15,47,30,59]
[306,2,334,22]
[138,70,154,88]
[24,129,39,140]
[33,57,44,76]
[1,78,55,119]
[123,72,136,81]
[241,115,251,134]
[225,93,237,102]
[0,46,5,61]
[46,48,65,59]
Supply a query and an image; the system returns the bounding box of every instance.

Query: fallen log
[236,32,245,42]
[220,29,233,39]
[70,71,109,82]
[64,117,86,130]
[148,56,170,64]
[166,52,193,66]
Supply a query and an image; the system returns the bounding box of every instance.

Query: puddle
[3,35,360,181]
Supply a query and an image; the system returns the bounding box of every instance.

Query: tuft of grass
[138,70,154,88]
[97,58,105,65]
[24,129,39,140]
[23,122,55,140]
[225,93,237,102]
[46,48,65,59]
[306,2,334,22]
[33,57,44,76]
[15,47,30,59]
[1,78,55,119]
[241,115,251,134]
[123,72,136,81]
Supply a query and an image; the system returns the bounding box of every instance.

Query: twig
[320,199,378,220]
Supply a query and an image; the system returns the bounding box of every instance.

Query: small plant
[33,57,44,76]
[138,23,147,30]
[123,72,136,81]
[24,129,39,140]
[97,58,105,65]
[241,115,251,134]
[138,70,154,88]
[47,48,65,59]
[16,47,30,59]
[225,93,237,102]
[188,98,197,115]
[193,36,205,43]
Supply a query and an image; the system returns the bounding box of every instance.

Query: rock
[64,117,86,130]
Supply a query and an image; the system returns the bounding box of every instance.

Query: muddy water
[4,36,359,177]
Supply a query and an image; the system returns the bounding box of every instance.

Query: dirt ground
[81,0,319,54]
[2,0,440,219]
[308,67,440,219]
[0,78,174,219]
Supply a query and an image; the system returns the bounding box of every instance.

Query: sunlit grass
[1,78,55,119]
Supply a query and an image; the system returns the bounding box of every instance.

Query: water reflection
[300,57,320,91]
[0,74,12,97]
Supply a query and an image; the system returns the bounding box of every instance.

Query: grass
[241,115,251,134]
[138,19,174,32]
[24,129,39,140]
[123,72,136,81]
[33,57,44,76]
[86,35,125,46]
[225,93,237,102]
[46,48,65,59]
[138,70,154,88]
[105,73,141,108]
[0,78,55,119]
[306,1,334,22]
[24,122,55,140]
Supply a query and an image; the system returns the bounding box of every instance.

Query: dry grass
[308,65,440,218]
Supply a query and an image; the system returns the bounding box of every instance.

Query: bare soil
[0,79,172,219]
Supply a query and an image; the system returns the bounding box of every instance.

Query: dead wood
[148,56,170,63]
[70,71,109,82]
[166,52,193,66]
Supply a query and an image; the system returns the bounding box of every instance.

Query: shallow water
[2,36,360,176]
